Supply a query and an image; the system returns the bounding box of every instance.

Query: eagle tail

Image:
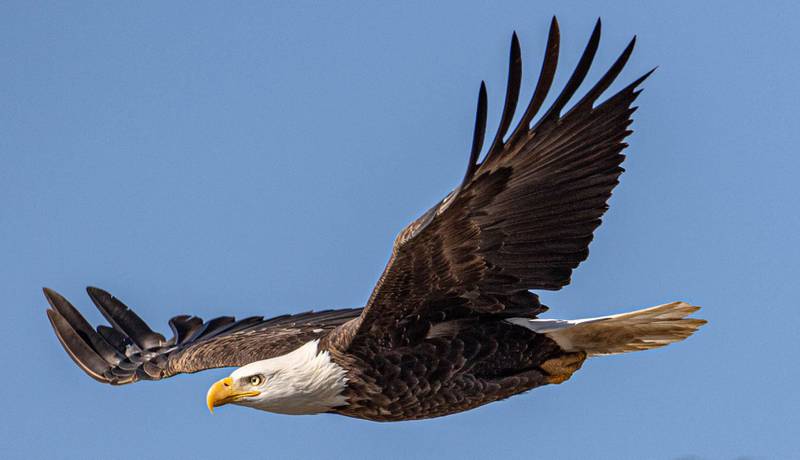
[508,302,706,356]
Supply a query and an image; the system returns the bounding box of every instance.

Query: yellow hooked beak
[206,377,261,413]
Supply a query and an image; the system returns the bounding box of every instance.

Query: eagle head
[206,340,349,415]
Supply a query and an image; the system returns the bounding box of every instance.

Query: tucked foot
[541,352,587,384]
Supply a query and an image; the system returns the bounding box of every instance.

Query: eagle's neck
[233,340,349,415]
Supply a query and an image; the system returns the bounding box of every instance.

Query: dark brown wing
[349,18,652,345]
[44,287,361,385]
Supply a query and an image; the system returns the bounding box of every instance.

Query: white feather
[507,302,706,356]
[229,340,349,415]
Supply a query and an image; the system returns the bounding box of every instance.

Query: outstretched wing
[350,18,652,344]
[45,287,361,385]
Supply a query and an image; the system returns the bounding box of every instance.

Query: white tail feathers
[507,302,706,357]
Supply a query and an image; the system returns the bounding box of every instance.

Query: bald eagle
[45,18,705,422]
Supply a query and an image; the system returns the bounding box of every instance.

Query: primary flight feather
[45,18,705,421]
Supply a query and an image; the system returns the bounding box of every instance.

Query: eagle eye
[248,375,264,386]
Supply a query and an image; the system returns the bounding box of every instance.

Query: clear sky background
[2,1,798,459]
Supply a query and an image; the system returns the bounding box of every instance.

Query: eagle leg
[541,351,587,384]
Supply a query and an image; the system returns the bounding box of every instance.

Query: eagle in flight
[45,18,705,422]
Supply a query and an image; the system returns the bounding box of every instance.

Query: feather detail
[508,302,706,356]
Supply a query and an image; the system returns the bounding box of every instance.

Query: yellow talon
[541,352,586,384]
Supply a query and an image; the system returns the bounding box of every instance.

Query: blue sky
[2,1,798,459]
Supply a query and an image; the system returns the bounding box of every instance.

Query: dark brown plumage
[45,18,702,422]
[45,287,361,385]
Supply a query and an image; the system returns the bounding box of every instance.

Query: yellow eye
[248,375,263,386]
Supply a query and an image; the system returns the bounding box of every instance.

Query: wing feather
[462,82,488,186]
[486,32,522,158]
[347,18,652,345]
[45,287,362,385]
[86,286,166,350]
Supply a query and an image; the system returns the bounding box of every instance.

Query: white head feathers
[227,340,349,415]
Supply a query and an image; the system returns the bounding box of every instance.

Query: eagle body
[45,18,706,422]
[328,315,565,421]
